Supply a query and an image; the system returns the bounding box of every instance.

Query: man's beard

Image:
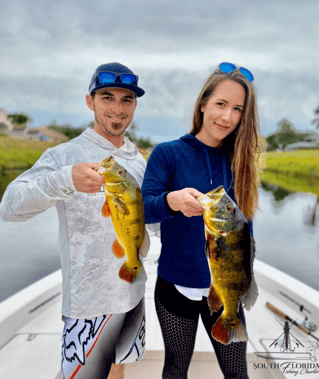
[111,122,123,131]
[95,113,129,137]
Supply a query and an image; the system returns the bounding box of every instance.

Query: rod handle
[266,302,311,335]
[266,302,288,319]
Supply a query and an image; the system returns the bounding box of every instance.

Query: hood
[82,127,139,160]
[180,134,225,154]
[180,134,228,187]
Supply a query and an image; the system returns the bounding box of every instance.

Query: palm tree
[312,105,319,130]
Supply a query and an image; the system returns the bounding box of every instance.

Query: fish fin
[205,240,210,258]
[212,314,248,345]
[112,239,125,258]
[139,229,150,258]
[206,233,219,261]
[113,197,130,215]
[101,201,111,218]
[207,285,223,314]
[241,233,258,310]
[241,276,258,310]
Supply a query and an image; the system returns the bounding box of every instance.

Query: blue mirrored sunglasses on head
[219,62,254,82]
[98,72,138,85]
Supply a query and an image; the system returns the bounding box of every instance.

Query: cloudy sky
[1,0,319,142]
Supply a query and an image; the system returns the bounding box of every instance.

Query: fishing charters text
[253,362,319,376]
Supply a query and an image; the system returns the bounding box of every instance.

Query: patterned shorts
[61,298,145,379]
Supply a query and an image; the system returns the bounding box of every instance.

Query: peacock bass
[198,186,258,345]
[99,156,149,283]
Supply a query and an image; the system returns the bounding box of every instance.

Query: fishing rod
[266,302,319,343]
[279,291,312,315]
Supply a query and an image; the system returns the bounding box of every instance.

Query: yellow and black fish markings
[198,186,258,344]
[99,156,149,283]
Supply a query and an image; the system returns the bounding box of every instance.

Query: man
[0,63,147,379]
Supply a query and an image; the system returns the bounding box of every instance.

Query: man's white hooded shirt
[0,128,147,318]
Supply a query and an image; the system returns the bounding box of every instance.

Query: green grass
[264,150,319,178]
[0,135,151,171]
[261,170,319,197]
[0,136,57,170]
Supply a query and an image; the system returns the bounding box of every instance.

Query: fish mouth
[210,185,224,194]
[100,156,115,169]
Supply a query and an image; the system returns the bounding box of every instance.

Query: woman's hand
[167,188,205,217]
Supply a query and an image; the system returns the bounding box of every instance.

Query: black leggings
[154,275,249,379]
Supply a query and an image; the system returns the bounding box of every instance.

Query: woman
[141,62,262,379]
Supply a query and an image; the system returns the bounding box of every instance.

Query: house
[11,124,27,138]
[285,141,319,151]
[23,126,68,143]
[0,109,69,143]
[285,130,319,151]
[0,109,15,134]
[36,126,69,143]
[23,128,46,141]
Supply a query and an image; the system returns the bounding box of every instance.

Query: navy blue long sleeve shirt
[141,134,251,288]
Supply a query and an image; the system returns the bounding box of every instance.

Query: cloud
[1,0,319,140]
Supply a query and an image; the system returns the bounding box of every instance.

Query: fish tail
[212,314,248,345]
[118,261,142,283]
[119,263,134,283]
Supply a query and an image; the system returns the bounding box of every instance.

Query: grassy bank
[0,135,151,172]
[0,135,57,170]
[261,170,319,198]
[264,150,319,178]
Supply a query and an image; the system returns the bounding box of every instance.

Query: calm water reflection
[254,184,319,291]
[0,207,60,302]
[0,171,318,302]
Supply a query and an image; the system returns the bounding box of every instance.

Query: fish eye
[226,204,234,213]
[118,169,125,176]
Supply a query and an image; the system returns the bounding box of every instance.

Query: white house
[0,109,68,144]
[0,109,15,134]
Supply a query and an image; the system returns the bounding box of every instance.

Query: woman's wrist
[165,192,180,215]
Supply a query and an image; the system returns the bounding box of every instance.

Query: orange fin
[212,316,230,345]
[207,285,222,314]
[112,239,125,258]
[119,263,134,283]
[102,201,111,218]
[212,315,248,345]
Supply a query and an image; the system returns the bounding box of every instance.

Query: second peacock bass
[198,186,258,345]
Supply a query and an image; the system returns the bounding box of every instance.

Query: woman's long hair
[190,67,264,220]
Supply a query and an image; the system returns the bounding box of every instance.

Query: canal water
[0,170,318,302]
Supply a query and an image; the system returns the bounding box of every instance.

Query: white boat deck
[1,235,319,379]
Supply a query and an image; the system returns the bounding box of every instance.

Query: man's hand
[72,163,105,193]
[167,188,205,217]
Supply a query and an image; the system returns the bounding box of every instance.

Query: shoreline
[264,150,319,178]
